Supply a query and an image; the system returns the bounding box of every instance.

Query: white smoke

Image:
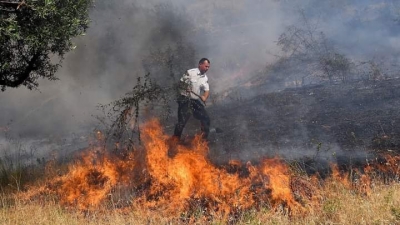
[0,0,398,157]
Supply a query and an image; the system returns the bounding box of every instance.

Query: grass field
[0,179,399,224]
[0,120,399,225]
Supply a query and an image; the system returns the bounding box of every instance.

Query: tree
[276,11,352,85]
[320,52,351,83]
[97,73,171,150]
[0,0,92,91]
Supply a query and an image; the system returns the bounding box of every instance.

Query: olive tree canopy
[0,0,92,91]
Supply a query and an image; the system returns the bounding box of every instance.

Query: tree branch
[0,52,40,88]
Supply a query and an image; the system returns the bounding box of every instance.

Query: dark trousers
[174,95,210,139]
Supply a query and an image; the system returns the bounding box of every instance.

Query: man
[173,58,211,141]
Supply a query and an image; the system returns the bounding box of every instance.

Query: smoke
[0,0,283,136]
[0,0,398,161]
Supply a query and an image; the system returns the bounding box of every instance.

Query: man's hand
[189,90,209,105]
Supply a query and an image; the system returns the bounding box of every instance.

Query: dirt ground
[177,79,400,166]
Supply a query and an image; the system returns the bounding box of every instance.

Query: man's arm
[201,91,209,102]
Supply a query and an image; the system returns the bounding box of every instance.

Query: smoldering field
[1,0,400,223]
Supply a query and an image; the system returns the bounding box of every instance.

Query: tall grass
[0,182,398,224]
[0,137,48,193]
[0,161,398,224]
[0,137,399,224]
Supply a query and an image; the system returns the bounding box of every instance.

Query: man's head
[198,58,210,74]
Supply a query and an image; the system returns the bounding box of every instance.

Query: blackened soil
[202,79,400,164]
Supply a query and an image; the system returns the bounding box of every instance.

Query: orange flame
[141,119,302,215]
[56,149,135,209]
[26,119,400,217]
[24,118,303,216]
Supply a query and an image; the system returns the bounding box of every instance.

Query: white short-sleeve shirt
[180,68,209,100]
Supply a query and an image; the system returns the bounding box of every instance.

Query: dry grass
[0,131,399,224]
[0,180,398,225]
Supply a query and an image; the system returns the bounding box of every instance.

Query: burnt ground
[174,78,400,167]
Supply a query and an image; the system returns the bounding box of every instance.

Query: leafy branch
[98,73,171,149]
[0,0,92,90]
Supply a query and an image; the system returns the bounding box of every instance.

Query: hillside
[184,78,400,165]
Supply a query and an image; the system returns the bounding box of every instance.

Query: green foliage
[95,2,197,149]
[98,73,171,148]
[391,206,400,221]
[320,52,351,83]
[0,141,46,191]
[323,198,341,218]
[384,189,394,205]
[0,0,92,90]
[0,157,26,191]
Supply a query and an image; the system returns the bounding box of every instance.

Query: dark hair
[199,58,210,64]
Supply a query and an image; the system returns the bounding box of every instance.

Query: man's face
[198,61,210,74]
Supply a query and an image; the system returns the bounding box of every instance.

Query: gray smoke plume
[0,0,398,162]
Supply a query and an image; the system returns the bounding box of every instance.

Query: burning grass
[5,118,400,224]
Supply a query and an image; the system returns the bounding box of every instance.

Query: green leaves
[0,0,93,90]
[97,73,171,146]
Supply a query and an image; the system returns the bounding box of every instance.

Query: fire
[23,149,137,210]
[24,118,303,217]
[22,118,400,219]
[330,164,371,195]
[141,119,300,215]
[329,154,400,196]
[56,149,136,209]
[330,163,351,188]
